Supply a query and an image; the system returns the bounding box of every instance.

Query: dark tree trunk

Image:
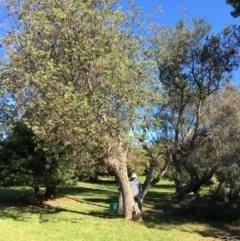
[45,184,57,199]
[173,166,217,200]
[33,186,39,198]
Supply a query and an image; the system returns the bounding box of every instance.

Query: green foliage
[226,0,240,17]
[147,18,240,190]
[197,200,240,226]
[0,122,46,187]
[0,122,74,188]
[207,85,240,201]
[196,180,240,226]
[0,1,160,218]
[127,145,149,175]
[0,0,157,168]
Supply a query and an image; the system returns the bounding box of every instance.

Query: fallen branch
[219,236,240,241]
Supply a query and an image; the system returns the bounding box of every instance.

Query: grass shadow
[1,182,239,240]
[58,185,118,197]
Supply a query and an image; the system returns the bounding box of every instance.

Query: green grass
[0,178,239,241]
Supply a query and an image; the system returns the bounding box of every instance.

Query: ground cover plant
[0,178,239,241]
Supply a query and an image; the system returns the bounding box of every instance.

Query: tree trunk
[107,150,141,220]
[33,186,39,198]
[142,158,157,197]
[143,159,171,198]
[118,191,123,211]
[173,166,217,200]
[115,162,136,219]
[218,181,228,201]
[45,184,57,199]
[142,148,172,199]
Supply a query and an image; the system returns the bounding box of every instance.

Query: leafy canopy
[1,0,157,162]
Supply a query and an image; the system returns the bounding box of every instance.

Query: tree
[0,122,43,192]
[226,0,240,17]
[127,145,149,175]
[141,19,240,200]
[207,85,240,201]
[0,122,73,198]
[0,0,157,219]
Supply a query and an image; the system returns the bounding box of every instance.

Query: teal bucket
[109,202,118,211]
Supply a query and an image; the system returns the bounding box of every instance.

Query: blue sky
[123,0,240,86]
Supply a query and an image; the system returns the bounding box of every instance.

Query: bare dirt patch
[44,196,78,207]
[0,195,78,211]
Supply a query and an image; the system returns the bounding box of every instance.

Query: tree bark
[142,158,157,193]
[118,191,123,211]
[107,150,141,220]
[142,143,173,199]
[173,166,217,200]
[142,157,171,199]
[45,184,57,199]
[33,186,39,198]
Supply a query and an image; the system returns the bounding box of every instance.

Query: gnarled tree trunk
[173,164,217,200]
[107,146,142,220]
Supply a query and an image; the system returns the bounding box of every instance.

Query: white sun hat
[131,173,137,178]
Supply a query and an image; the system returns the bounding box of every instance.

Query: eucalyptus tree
[0,0,157,218]
[140,19,240,200]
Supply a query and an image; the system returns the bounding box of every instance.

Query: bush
[197,201,240,226]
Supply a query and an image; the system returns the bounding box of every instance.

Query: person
[129,173,143,213]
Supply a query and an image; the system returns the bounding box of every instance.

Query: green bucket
[109,202,118,211]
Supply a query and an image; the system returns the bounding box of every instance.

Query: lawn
[0,178,239,241]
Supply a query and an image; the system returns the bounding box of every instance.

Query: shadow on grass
[141,190,240,240]
[0,187,33,200]
[1,183,239,240]
[58,185,119,208]
[0,198,122,223]
[58,185,118,197]
[0,184,120,222]
[67,196,113,208]
[150,183,176,190]
[144,190,178,210]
